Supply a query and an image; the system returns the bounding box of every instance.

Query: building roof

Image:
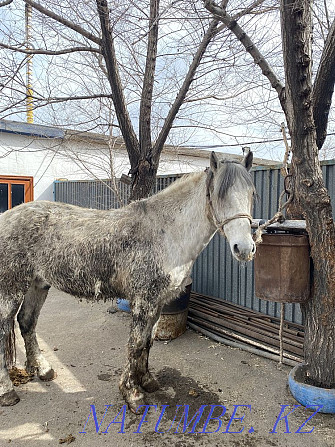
[0,119,280,168]
[0,119,64,138]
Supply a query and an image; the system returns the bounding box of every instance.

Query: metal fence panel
[54,174,181,210]
[54,161,335,325]
[54,179,127,209]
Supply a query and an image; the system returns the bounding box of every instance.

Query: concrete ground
[0,288,333,447]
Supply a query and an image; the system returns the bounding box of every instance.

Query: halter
[205,168,253,236]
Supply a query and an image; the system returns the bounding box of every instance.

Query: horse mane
[216,161,256,201]
[136,162,255,207]
[150,172,204,199]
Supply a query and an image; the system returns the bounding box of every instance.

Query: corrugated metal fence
[54,175,180,209]
[54,161,335,325]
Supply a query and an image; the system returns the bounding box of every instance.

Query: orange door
[0,176,33,213]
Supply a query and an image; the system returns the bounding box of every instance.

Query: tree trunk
[281,0,335,387]
[292,133,335,387]
[129,159,158,202]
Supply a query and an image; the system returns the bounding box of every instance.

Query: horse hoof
[39,369,56,381]
[25,364,37,376]
[0,390,20,406]
[124,392,146,414]
[129,396,147,414]
[120,384,145,414]
[132,401,149,415]
[141,375,160,393]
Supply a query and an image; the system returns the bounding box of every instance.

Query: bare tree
[204,0,335,388]
[1,0,285,199]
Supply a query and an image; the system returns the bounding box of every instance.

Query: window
[0,176,33,213]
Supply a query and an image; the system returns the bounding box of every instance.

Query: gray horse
[0,151,255,413]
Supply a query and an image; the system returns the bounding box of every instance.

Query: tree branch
[139,0,159,161]
[24,0,101,45]
[37,94,114,103]
[96,0,140,169]
[0,94,117,116]
[0,42,100,55]
[153,0,270,160]
[216,0,271,32]
[153,18,219,159]
[203,0,286,114]
[0,0,13,6]
[312,18,335,150]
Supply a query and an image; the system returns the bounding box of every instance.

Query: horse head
[206,151,256,262]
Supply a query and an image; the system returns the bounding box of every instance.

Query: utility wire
[183,132,335,149]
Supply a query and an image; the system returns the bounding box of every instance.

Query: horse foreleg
[17,279,55,381]
[119,301,162,413]
[0,296,21,406]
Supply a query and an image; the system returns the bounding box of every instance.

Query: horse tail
[4,319,16,369]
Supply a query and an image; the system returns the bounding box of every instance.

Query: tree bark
[96,0,140,173]
[281,0,335,387]
[312,18,335,150]
[139,0,159,159]
[129,160,158,202]
[129,0,160,202]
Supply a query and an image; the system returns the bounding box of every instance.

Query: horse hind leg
[0,295,22,406]
[17,278,55,381]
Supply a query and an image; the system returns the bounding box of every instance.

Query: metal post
[25,3,33,124]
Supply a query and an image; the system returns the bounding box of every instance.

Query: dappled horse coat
[0,151,255,413]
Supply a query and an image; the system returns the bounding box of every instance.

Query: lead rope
[253,187,293,245]
[254,122,293,246]
[255,125,292,367]
[253,191,291,367]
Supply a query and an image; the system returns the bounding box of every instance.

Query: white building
[0,119,277,211]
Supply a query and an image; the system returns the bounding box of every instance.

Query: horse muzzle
[232,239,256,262]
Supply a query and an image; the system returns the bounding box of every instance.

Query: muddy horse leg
[140,317,161,394]
[17,279,55,381]
[119,299,162,413]
[0,296,22,406]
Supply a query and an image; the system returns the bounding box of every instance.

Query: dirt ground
[0,288,333,447]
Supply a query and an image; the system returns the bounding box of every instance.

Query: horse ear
[210,151,219,172]
[242,150,253,172]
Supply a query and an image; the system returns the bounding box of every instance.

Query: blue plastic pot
[288,363,335,413]
[116,298,131,313]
